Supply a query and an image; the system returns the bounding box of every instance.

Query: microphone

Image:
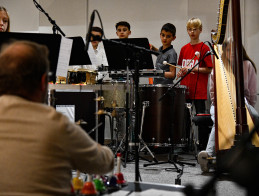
[85,10,96,51]
[204,51,213,58]
[207,41,219,59]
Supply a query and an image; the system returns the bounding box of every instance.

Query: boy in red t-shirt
[177,17,213,151]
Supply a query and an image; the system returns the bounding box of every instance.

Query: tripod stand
[142,144,196,186]
[143,144,196,168]
[115,102,156,165]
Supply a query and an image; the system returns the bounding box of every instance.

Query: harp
[212,0,259,152]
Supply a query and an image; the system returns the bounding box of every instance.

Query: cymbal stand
[139,101,158,163]
[115,68,152,166]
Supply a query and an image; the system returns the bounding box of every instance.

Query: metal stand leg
[114,101,157,165]
[138,101,158,163]
[186,103,198,158]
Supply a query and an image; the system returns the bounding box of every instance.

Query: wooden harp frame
[212,0,258,152]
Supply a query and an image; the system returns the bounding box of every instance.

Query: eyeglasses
[187,28,198,32]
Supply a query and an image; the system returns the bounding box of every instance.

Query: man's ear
[129,31,131,35]
[40,73,48,92]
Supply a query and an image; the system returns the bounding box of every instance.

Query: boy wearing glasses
[177,18,213,151]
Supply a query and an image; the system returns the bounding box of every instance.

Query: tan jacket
[0,95,114,196]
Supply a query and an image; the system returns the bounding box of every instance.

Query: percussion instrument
[67,69,97,84]
[139,84,187,146]
[67,69,79,84]
[102,81,126,108]
[109,69,164,79]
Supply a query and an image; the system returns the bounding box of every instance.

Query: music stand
[0,33,92,83]
[0,32,63,83]
[103,38,154,71]
[67,36,91,66]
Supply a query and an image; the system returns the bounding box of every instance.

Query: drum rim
[139,84,173,88]
[139,84,187,88]
[102,80,127,84]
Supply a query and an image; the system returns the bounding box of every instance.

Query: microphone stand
[159,51,213,102]
[123,65,130,167]
[33,0,65,36]
[85,10,96,51]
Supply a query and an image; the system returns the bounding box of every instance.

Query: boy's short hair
[161,23,176,37]
[186,17,202,30]
[115,21,131,30]
[92,26,104,37]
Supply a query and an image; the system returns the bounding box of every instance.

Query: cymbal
[111,109,116,117]
[75,119,87,125]
[95,96,105,101]
[96,109,107,115]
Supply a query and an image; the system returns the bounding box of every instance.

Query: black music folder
[103,38,154,71]
[0,32,62,83]
[0,33,91,82]
[67,36,91,66]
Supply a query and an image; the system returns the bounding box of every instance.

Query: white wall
[1,0,259,112]
[0,0,39,32]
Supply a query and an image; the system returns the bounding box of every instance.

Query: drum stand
[138,101,158,163]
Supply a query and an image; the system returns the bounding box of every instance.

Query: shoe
[198,151,209,172]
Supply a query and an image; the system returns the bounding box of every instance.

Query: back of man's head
[161,23,176,37]
[0,41,49,100]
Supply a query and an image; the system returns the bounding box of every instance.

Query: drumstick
[163,61,195,75]
[185,51,200,67]
[163,61,182,69]
[176,51,200,78]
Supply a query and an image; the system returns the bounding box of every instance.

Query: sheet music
[56,37,73,77]
[104,189,184,196]
[56,105,75,122]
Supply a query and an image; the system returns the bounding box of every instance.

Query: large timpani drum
[139,84,186,147]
